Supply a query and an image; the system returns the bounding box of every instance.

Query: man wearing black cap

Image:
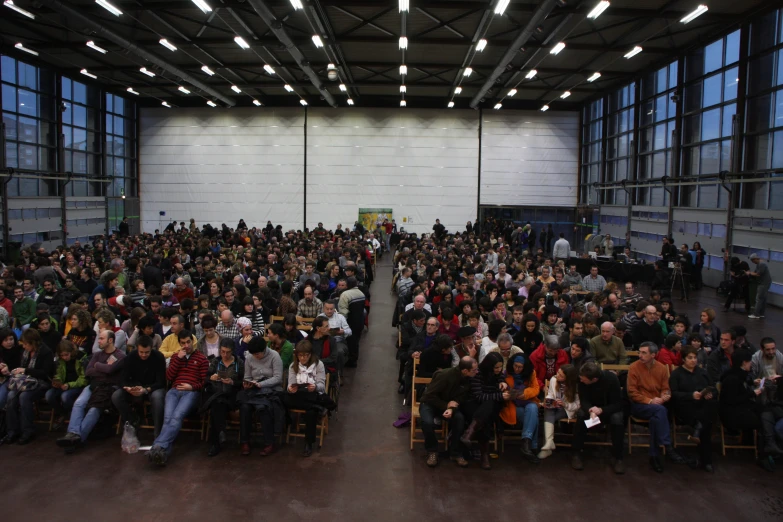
[732,326,756,353]
[454,326,478,359]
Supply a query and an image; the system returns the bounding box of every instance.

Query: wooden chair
[625,350,640,361]
[601,363,631,373]
[621,363,669,455]
[720,423,758,458]
[286,374,330,448]
[671,420,699,449]
[410,359,448,450]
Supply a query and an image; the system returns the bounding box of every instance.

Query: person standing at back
[552,233,570,263]
[747,253,771,319]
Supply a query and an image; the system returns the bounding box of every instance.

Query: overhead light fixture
[400,85,407,93]
[587,1,610,20]
[587,72,601,82]
[86,41,107,54]
[14,43,38,56]
[300,99,308,106]
[159,39,177,52]
[399,64,408,75]
[312,35,324,48]
[463,67,473,77]
[140,67,155,77]
[201,65,215,76]
[347,99,354,106]
[162,101,171,108]
[207,100,217,107]
[448,101,454,108]
[4,1,35,19]
[624,46,643,59]
[253,99,262,106]
[680,5,708,24]
[289,0,303,9]
[560,91,571,99]
[494,0,510,15]
[126,87,139,95]
[399,0,409,12]
[80,69,97,79]
[339,84,347,92]
[231,85,241,93]
[541,104,550,112]
[493,103,502,110]
[550,42,566,55]
[284,84,294,92]
[327,63,336,70]
[508,88,517,97]
[399,36,408,49]
[400,100,406,107]
[476,39,487,52]
[178,86,191,94]
[525,69,537,79]
[234,36,250,49]
[263,64,275,75]
[192,0,212,13]
[454,87,462,95]
[95,0,122,16]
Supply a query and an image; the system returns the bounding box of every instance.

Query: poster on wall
[359,208,393,232]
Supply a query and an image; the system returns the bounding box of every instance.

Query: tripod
[670,264,688,302]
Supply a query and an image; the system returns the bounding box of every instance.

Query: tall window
[62,77,102,196]
[637,61,678,207]
[604,83,635,205]
[581,98,603,206]
[681,30,740,208]
[106,92,137,233]
[1,55,57,196]
[743,9,783,209]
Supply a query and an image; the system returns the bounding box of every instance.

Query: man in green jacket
[12,286,36,329]
[419,356,477,468]
[266,323,294,369]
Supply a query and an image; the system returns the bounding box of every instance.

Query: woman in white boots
[538,363,580,459]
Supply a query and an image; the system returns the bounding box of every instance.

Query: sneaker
[748,314,762,319]
[148,445,167,467]
[454,456,469,468]
[426,452,439,467]
[56,432,81,448]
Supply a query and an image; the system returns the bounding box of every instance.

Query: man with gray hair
[216,310,241,340]
[590,321,628,365]
[489,332,523,366]
[747,253,771,319]
[627,341,687,472]
[530,335,569,389]
[519,276,535,299]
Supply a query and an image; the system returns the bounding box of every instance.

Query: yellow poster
[358,208,393,231]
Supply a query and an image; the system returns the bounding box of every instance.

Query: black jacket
[120,349,167,391]
[578,370,623,416]
[420,366,471,411]
[632,320,665,349]
[670,365,715,418]
[21,345,55,382]
[719,367,759,427]
[143,264,164,291]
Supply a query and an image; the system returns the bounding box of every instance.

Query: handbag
[8,374,39,392]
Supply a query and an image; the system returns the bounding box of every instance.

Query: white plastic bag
[121,422,140,454]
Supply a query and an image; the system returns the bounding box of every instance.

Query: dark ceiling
[0,0,775,110]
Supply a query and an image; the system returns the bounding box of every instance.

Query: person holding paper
[627,342,687,473]
[669,345,718,473]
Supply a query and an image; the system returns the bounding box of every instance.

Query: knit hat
[236,317,252,329]
[457,326,476,338]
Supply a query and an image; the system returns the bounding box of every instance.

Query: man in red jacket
[148,329,208,466]
[529,336,570,390]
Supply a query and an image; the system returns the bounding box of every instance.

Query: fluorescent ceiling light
[494,0,510,15]
[192,0,212,13]
[162,101,171,108]
[178,86,191,94]
[587,1,610,20]
[399,36,408,49]
[253,99,262,106]
[448,101,454,108]
[550,42,566,55]
[347,99,354,106]
[80,69,97,79]
[560,91,571,99]
[312,35,324,48]
[201,65,215,76]
[140,67,155,77]
[399,0,409,12]
[126,87,139,95]
[95,0,122,16]
[300,99,308,106]
[14,43,38,56]
[399,64,407,75]
[284,84,294,92]
[234,36,250,49]
[400,100,406,107]
[587,72,601,82]
[525,69,537,79]
[400,85,407,93]
[289,0,303,9]
[86,41,107,54]
[680,5,708,24]
[4,1,35,20]
[493,103,502,110]
[454,87,462,95]
[327,63,336,70]
[624,46,642,59]
[463,67,473,77]
[263,64,275,75]
[231,85,241,93]
[476,39,487,52]
[207,100,217,107]
[541,104,549,112]
[339,84,347,92]
[508,88,517,97]
[159,39,177,51]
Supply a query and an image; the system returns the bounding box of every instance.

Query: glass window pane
[654,123,667,150]
[770,176,783,210]
[2,84,15,112]
[72,127,87,151]
[698,184,719,207]
[3,112,17,140]
[19,179,38,196]
[18,144,38,169]
[684,113,700,144]
[1,56,16,83]
[703,74,722,108]
[18,116,37,144]
[106,93,113,114]
[668,61,678,90]
[701,108,720,141]
[17,90,37,117]
[750,10,779,55]
[724,68,738,102]
[655,94,668,121]
[684,81,702,112]
[656,67,667,94]
[704,39,723,76]
[725,30,740,66]
[720,139,732,172]
[72,81,86,104]
[701,142,720,174]
[776,89,783,127]
[62,78,71,101]
[72,152,87,174]
[745,134,770,170]
[772,131,783,169]
[778,51,783,87]
[747,93,772,133]
[73,104,86,128]
[17,61,36,90]
[105,113,113,134]
[115,96,125,115]
[722,103,736,138]
[748,52,775,95]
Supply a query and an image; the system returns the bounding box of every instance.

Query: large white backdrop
[139,107,578,235]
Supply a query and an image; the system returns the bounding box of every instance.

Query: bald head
[220,310,235,326]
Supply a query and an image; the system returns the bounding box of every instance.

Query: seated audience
[284,341,328,457]
[205,339,244,457]
[238,336,284,457]
[539,363,579,459]
[46,340,87,430]
[530,335,569,391]
[500,354,541,463]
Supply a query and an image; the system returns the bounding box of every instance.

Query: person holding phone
[284,341,326,457]
[538,363,579,460]
[46,340,87,431]
[205,338,244,457]
[238,336,283,457]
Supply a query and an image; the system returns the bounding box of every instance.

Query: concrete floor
[1,257,782,521]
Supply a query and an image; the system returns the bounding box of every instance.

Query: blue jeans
[67,386,101,442]
[775,417,783,442]
[5,386,48,436]
[46,387,84,415]
[630,403,672,456]
[0,380,9,410]
[516,403,539,449]
[754,285,769,316]
[153,389,200,455]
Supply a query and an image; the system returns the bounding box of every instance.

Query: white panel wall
[480,111,579,207]
[139,108,304,232]
[306,108,479,235]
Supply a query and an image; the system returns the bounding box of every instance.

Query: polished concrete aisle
[1,257,782,521]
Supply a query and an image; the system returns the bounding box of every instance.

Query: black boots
[689,421,703,444]
[520,438,540,464]
[479,441,491,470]
[460,420,481,445]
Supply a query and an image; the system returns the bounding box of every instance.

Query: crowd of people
[0,218,376,465]
[396,218,782,473]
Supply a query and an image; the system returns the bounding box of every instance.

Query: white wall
[306,108,478,235]
[480,111,579,207]
[139,108,304,232]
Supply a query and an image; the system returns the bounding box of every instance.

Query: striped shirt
[166,350,209,391]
